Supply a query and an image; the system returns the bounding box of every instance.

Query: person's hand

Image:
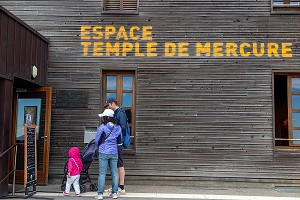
[67,172,70,178]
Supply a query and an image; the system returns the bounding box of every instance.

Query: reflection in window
[293,130,300,145]
[292,78,300,92]
[107,76,117,90]
[292,95,300,109]
[122,93,132,107]
[106,93,116,100]
[123,76,133,90]
[292,112,300,127]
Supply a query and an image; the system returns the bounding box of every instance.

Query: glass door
[12,87,52,185]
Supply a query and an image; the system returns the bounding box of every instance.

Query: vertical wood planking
[0,12,8,76]
[0,6,48,84]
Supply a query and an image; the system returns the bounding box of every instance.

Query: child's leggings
[65,174,80,194]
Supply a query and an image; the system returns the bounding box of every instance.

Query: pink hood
[68,147,83,176]
[69,147,81,158]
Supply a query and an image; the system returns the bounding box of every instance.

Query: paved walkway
[35,191,300,200]
[8,181,300,200]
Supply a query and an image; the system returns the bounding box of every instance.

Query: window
[102,0,139,14]
[272,0,300,14]
[274,73,300,149]
[103,71,136,149]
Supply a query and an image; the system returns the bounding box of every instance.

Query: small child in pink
[63,147,83,197]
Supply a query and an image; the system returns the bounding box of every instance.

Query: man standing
[104,98,127,195]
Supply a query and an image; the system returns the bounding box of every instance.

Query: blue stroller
[61,139,99,192]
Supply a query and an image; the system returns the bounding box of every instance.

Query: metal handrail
[0,144,16,158]
[0,144,18,196]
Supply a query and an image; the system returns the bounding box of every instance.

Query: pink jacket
[68,147,83,176]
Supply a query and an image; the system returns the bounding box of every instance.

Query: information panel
[56,90,88,108]
[84,126,98,143]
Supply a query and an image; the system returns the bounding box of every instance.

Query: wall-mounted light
[31,65,38,79]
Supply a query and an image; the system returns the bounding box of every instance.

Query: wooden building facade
[0,0,300,188]
[0,5,49,196]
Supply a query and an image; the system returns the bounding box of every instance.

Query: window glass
[103,72,135,149]
[292,95,300,109]
[272,0,300,13]
[123,76,133,90]
[292,112,300,127]
[16,99,41,141]
[274,0,300,5]
[289,0,299,5]
[273,0,282,5]
[125,109,132,124]
[122,93,132,107]
[292,78,300,92]
[293,130,300,145]
[106,93,116,100]
[107,76,116,90]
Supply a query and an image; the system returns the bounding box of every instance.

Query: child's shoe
[63,191,69,196]
[75,193,81,197]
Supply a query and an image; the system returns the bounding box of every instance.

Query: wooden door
[11,87,52,185]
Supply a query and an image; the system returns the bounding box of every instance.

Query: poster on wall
[24,106,37,125]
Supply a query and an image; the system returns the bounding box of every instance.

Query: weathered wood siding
[1,0,299,183]
[0,79,13,196]
[0,5,48,86]
[0,6,49,195]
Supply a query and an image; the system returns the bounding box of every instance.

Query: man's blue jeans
[97,153,119,195]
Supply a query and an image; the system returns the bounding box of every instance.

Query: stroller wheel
[61,179,66,191]
[61,183,66,191]
[80,184,86,193]
[89,183,96,191]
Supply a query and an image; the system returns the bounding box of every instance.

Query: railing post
[12,145,17,196]
[0,144,18,197]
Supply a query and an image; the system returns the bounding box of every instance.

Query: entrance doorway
[11,87,52,185]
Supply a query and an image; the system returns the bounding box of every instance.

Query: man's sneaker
[109,193,118,199]
[95,194,103,200]
[63,191,69,196]
[105,187,125,195]
[118,188,126,195]
[75,194,81,197]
